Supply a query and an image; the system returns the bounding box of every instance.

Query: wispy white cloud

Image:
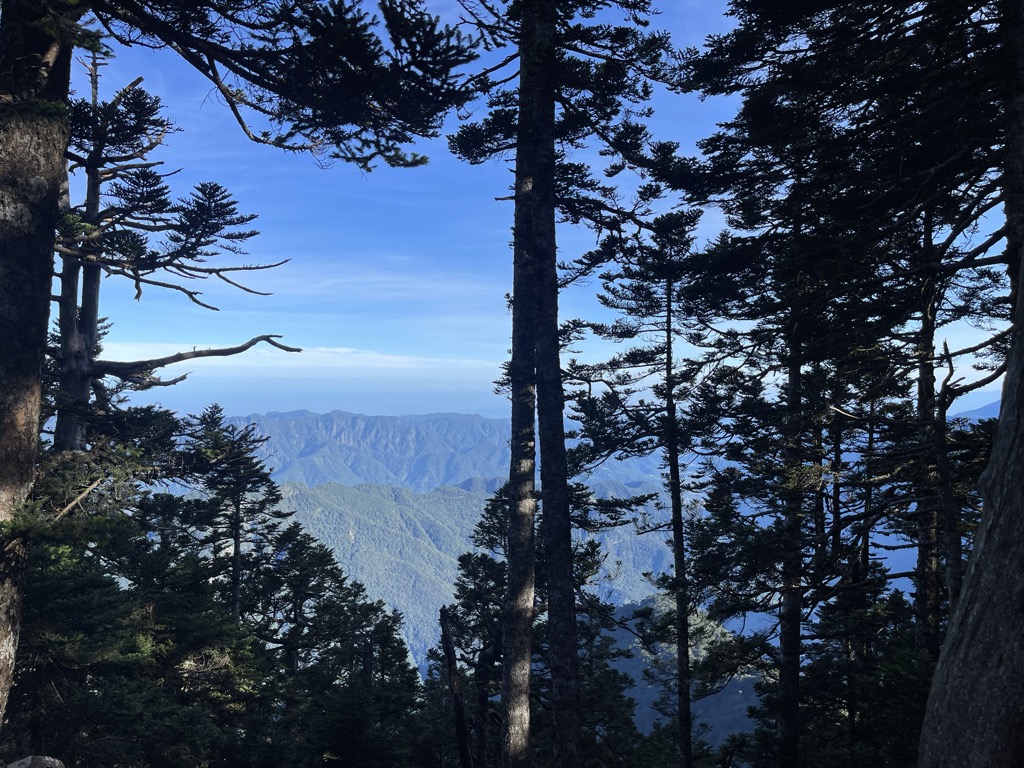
[100,342,499,378]
[242,258,506,304]
[285,346,498,375]
[106,343,508,418]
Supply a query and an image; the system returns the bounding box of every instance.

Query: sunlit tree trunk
[500,2,546,764]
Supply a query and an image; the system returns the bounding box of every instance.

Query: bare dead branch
[95,334,302,383]
[53,476,105,523]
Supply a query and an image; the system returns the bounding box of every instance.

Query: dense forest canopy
[0,1,1020,767]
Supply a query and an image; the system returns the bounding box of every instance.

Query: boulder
[7,758,65,768]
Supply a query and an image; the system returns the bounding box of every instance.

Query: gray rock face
[7,758,66,768]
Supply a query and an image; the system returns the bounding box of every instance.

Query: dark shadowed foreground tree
[920,2,1024,763]
[646,1,1011,764]
[1,405,423,766]
[679,0,1021,761]
[0,0,472,724]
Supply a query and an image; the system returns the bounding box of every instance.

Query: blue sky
[82,2,1003,419]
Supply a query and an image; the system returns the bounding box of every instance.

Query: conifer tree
[1,404,262,766]
[567,211,702,768]
[433,487,649,768]
[5,399,428,766]
[659,3,1012,760]
[184,405,292,625]
[242,521,423,767]
[0,0,473,720]
[645,131,921,768]
[450,4,677,764]
[800,574,930,768]
[674,2,1005,645]
[54,55,300,453]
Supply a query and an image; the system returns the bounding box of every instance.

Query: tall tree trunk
[918,1,1024,763]
[913,299,943,660]
[0,0,76,724]
[663,277,693,768]
[232,502,243,624]
[500,1,553,763]
[54,157,103,452]
[913,216,961,642]
[473,644,497,768]
[778,341,803,768]
[441,606,476,768]
[501,198,538,768]
[527,0,583,763]
[54,251,92,452]
[932,384,964,612]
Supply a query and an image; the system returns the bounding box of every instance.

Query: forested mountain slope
[281,481,487,663]
[281,479,672,668]
[219,411,670,669]
[232,409,665,490]
[235,411,514,489]
[236,404,991,746]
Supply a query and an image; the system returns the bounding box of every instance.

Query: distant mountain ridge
[226,409,746,740]
[234,410,513,490]
[231,409,665,491]
[225,409,671,664]
[953,399,1000,420]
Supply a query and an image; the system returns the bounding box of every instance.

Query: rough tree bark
[499,2,544,761]
[663,278,693,768]
[441,606,475,768]
[0,0,79,724]
[917,1,1024,764]
[527,0,584,765]
[501,223,538,768]
[778,342,804,768]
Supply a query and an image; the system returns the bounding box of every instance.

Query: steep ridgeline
[954,400,1000,421]
[233,411,514,490]
[230,410,749,742]
[278,478,673,669]
[231,409,666,490]
[226,411,671,664]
